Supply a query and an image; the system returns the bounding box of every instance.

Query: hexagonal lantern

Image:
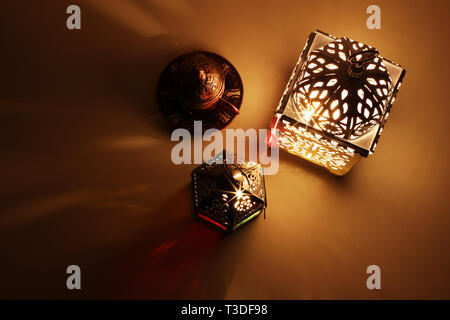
[269,30,406,175]
[191,150,267,232]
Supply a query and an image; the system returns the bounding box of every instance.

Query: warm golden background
[0,0,449,299]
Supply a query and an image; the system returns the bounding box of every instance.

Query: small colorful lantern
[191,151,267,232]
[269,30,406,175]
[157,51,243,132]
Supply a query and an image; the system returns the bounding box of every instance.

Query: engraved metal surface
[157,51,243,132]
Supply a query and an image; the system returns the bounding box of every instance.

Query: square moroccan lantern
[191,150,267,232]
[269,30,406,175]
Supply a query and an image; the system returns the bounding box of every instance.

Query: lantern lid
[174,53,225,110]
[293,37,392,140]
[157,51,243,132]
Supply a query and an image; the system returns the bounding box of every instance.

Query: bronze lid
[157,51,243,132]
[174,53,225,110]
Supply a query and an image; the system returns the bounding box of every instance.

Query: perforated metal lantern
[191,151,267,232]
[269,30,405,175]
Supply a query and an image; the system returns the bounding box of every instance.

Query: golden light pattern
[220,187,255,214]
[234,194,254,212]
[276,119,361,175]
[229,169,259,212]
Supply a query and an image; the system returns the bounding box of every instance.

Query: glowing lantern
[269,30,406,175]
[191,151,267,232]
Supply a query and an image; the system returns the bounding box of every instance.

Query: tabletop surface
[1,0,449,299]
